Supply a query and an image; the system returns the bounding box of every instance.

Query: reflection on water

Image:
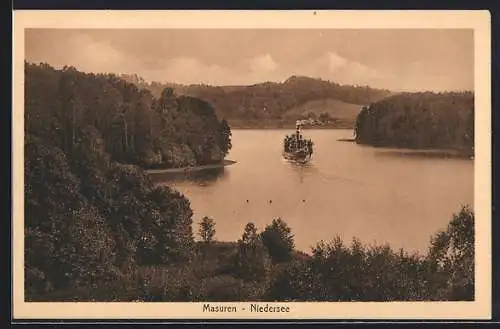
[151,167,228,186]
[373,148,472,160]
[284,159,319,184]
[189,168,228,185]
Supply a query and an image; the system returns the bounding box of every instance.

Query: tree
[318,112,331,122]
[353,92,474,154]
[426,204,475,300]
[24,134,121,294]
[199,216,216,243]
[25,63,232,170]
[261,218,295,263]
[147,186,195,263]
[219,119,232,156]
[24,63,237,301]
[230,223,271,281]
[241,222,259,244]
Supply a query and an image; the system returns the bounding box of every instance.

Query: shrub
[261,218,295,263]
[263,259,312,301]
[199,275,253,301]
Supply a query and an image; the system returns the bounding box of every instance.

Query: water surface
[153,129,474,254]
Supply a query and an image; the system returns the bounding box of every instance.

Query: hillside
[121,74,393,128]
[25,63,232,169]
[283,98,364,128]
[284,98,363,119]
[354,91,474,156]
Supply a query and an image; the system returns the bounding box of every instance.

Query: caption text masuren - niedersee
[202,303,291,313]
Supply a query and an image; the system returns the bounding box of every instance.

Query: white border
[12,10,492,320]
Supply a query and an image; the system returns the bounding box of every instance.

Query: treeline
[121,74,392,124]
[26,62,232,169]
[27,201,475,302]
[354,91,474,155]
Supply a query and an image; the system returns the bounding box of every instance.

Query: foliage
[354,92,474,155]
[426,205,475,300]
[25,131,196,294]
[219,119,232,155]
[199,275,264,301]
[199,216,216,243]
[28,205,474,302]
[24,64,204,298]
[261,218,295,263]
[230,223,272,282]
[121,74,392,126]
[263,206,475,302]
[262,259,312,301]
[25,62,232,169]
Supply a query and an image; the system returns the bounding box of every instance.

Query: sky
[25,29,474,92]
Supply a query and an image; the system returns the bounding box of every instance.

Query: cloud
[142,57,235,85]
[26,32,136,76]
[139,54,281,86]
[249,54,278,73]
[278,51,395,89]
[25,29,473,91]
[326,51,348,71]
[24,32,433,91]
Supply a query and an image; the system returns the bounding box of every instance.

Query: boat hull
[282,151,311,163]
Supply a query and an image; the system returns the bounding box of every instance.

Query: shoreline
[227,119,355,130]
[230,125,354,130]
[146,159,237,174]
[360,144,473,159]
[231,126,351,130]
[338,139,473,159]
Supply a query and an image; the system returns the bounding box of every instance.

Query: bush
[261,218,295,263]
[265,236,432,302]
[199,275,257,301]
[263,259,312,301]
[127,265,200,302]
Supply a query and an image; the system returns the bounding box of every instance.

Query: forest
[25,62,232,169]
[354,91,474,156]
[25,63,474,302]
[121,74,392,127]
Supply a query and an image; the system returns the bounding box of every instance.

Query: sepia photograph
[13,10,491,320]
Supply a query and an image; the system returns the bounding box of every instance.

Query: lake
[153,129,474,254]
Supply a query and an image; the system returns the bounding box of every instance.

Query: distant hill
[121,74,394,128]
[283,98,364,128]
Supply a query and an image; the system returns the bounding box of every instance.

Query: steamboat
[282,120,314,163]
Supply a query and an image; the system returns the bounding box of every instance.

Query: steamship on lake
[282,120,314,163]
